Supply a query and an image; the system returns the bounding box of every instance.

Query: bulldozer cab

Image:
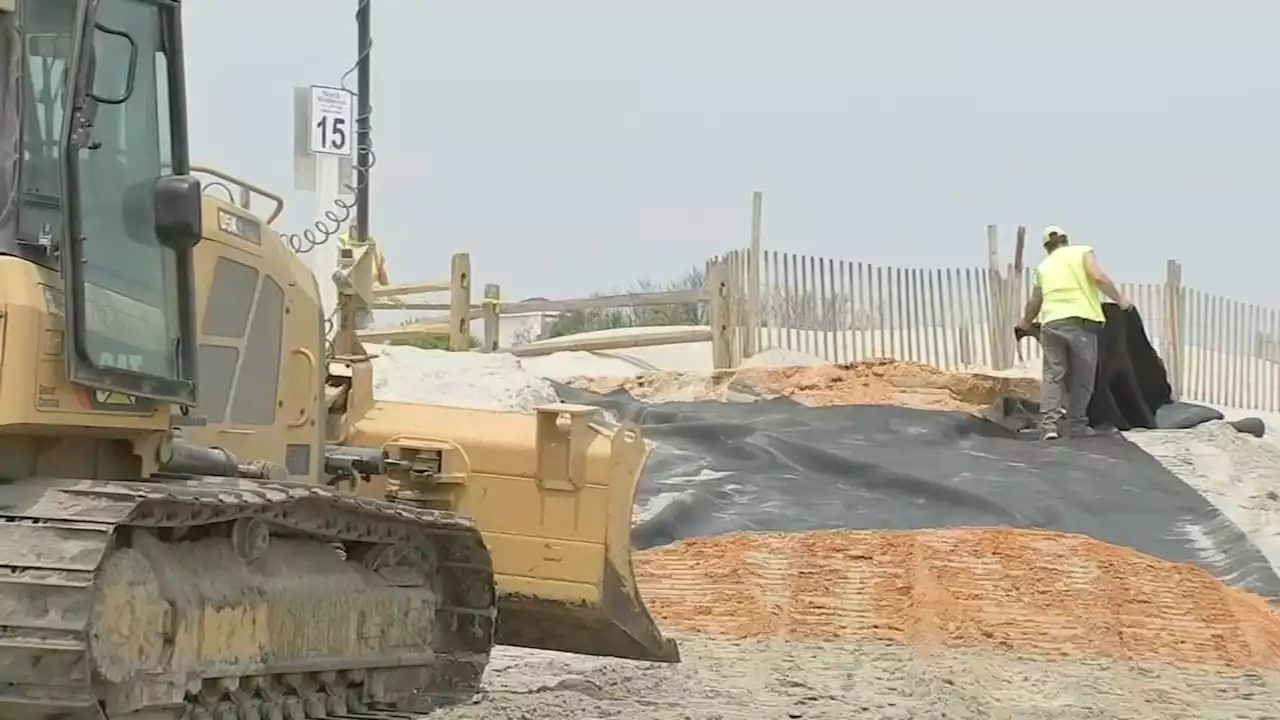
[7,0,202,407]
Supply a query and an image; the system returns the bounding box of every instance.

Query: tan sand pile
[735,359,1041,412]
[633,528,1280,669]
[571,371,739,403]
[570,360,1041,414]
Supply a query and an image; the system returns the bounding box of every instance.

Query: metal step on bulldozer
[0,1,674,718]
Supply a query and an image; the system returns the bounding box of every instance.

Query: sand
[733,359,1040,411]
[633,528,1280,668]
[431,528,1280,719]
[569,359,1041,415]
[434,637,1280,720]
[369,344,1280,719]
[366,343,559,411]
[1124,421,1280,579]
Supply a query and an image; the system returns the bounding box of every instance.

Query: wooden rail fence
[358,253,741,370]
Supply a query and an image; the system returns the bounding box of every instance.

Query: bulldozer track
[0,475,498,720]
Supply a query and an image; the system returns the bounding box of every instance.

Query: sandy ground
[570,359,1041,414]
[435,636,1280,720]
[370,345,1280,719]
[633,529,1280,667]
[431,529,1280,719]
[1125,421,1280,578]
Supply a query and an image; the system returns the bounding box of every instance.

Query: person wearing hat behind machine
[1016,225,1132,440]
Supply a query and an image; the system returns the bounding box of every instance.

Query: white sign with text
[308,85,354,157]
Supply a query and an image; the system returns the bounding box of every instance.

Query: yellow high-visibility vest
[1035,244,1105,324]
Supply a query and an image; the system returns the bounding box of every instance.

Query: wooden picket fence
[715,246,1280,413]
[1179,289,1280,412]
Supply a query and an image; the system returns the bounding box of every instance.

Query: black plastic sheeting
[553,384,1280,601]
[1015,304,1172,431]
[996,396,1229,433]
[1003,301,1263,435]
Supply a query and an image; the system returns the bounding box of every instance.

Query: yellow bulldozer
[0,1,674,718]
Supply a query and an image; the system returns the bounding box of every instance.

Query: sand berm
[369,344,1280,719]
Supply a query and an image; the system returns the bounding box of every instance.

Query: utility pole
[354,0,372,244]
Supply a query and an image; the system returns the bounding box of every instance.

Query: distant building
[364,296,566,350]
[471,296,563,347]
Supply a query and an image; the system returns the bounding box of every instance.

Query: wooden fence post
[735,250,749,365]
[986,224,1009,369]
[745,191,763,359]
[732,251,742,363]
[1165,259,1183,401]
[958,323,972,366]
[1174,259,1185,402]
[482,283,501,352]
[709,261,732,370]
[1009,226,1026,365]
[448,252,472,351]
[727,250,743,366]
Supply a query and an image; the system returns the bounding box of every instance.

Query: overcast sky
[182,1,1279,306]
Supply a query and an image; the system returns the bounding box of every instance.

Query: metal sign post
[293,84,355,335]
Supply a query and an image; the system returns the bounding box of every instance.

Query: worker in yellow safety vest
[1017,225,1132,441]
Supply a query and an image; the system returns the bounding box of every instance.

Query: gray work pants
[1039,318,1099,436]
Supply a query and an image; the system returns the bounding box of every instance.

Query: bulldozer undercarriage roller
[0,476,497,720]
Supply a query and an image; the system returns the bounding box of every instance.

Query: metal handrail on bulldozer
[191,164,286,224]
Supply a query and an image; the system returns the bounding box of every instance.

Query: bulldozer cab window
[15,0,77,253]
[9,0,194,402]
[74,0,181,380]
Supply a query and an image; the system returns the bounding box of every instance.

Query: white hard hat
[1042,225,1067,244]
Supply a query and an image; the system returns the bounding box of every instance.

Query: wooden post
[448,252,472,351]
[1165,259,1183,401]
[1010,226,1026,364]
[482,283,501,352]
[986,224,1008,369]
[745,190,763,359]
[727,251,741,366]
[709,261,733,370]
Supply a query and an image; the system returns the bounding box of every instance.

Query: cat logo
[81,352,155,412]
[100,352,144,373]
[79,387,152,412]
[94,390,137,407]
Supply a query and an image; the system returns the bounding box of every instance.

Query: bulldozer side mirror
[153,174,202,250]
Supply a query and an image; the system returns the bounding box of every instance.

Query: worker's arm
[1083,251,1131,308]
[1019,285,1042,328]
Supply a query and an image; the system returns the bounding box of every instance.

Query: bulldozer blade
[347,401,680,663]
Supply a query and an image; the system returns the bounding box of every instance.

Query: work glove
[1014,323,1042,342]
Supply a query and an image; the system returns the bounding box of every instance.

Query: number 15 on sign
[308,85,353,157]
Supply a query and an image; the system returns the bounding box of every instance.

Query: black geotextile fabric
[1016,304,1173,431]
[552,384,1280,601]
[996,397,1228,433]
[1009,303,1261,433]
[1091,303,1172,429]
